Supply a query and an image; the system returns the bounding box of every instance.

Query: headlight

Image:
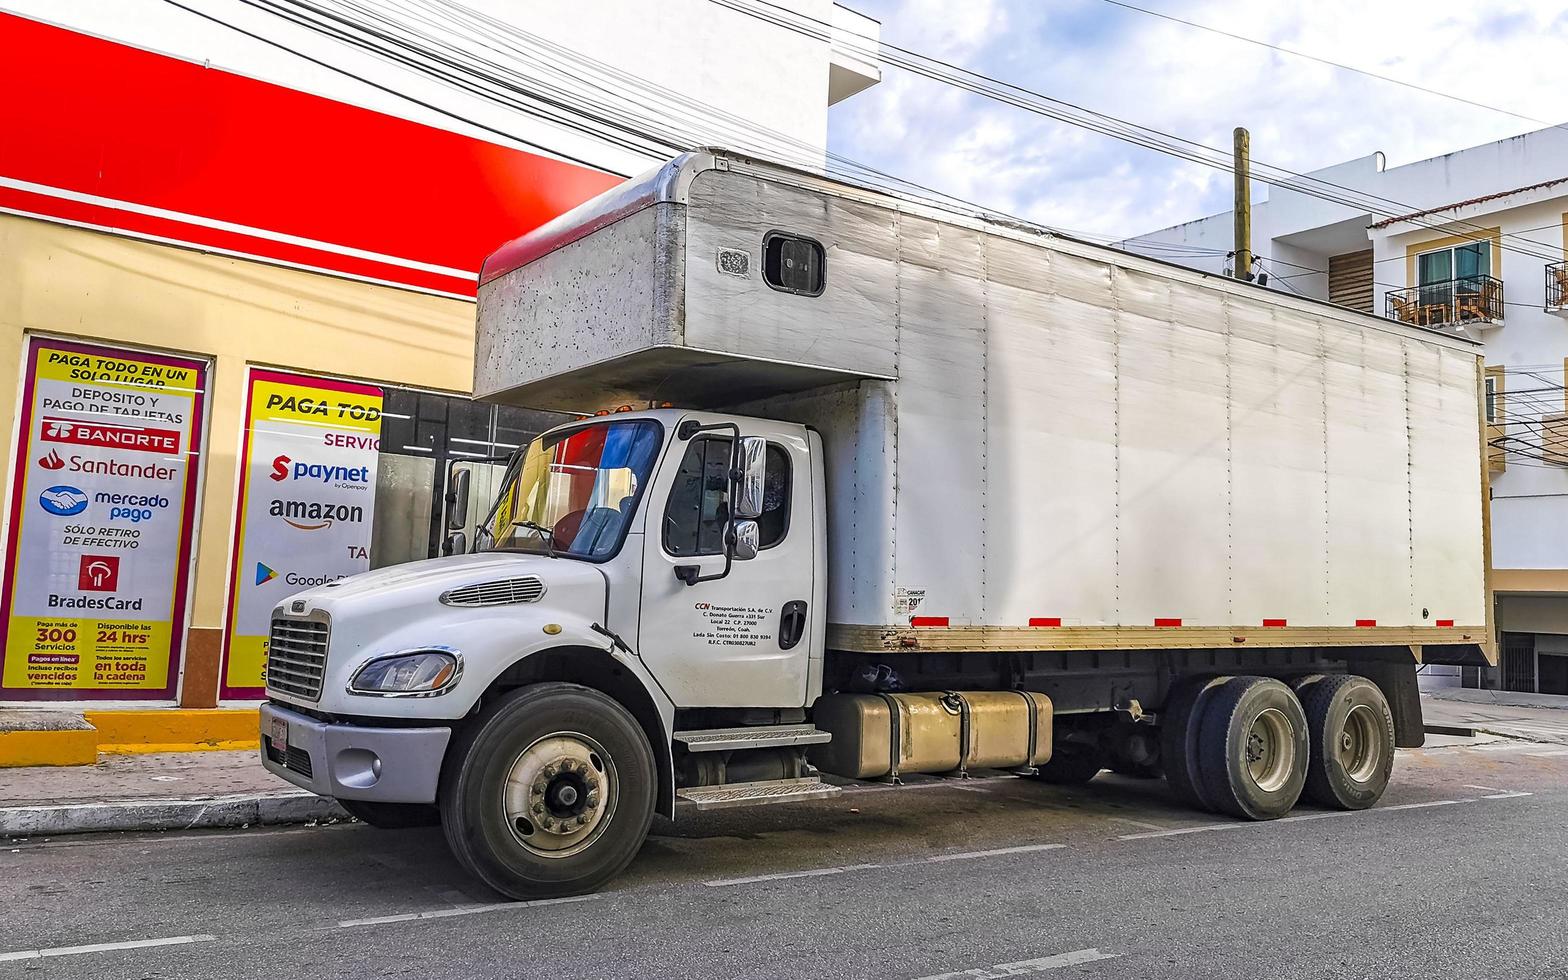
[347,649,462,697]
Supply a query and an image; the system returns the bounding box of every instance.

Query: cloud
[829,0,1568,238]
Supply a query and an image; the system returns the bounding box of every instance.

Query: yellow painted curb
[85,708,261,755]
[0,728,99,767]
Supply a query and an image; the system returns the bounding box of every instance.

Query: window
[483,420,663,561]
[663,438,791,556]
[763,231,825,296]
[1418,240,1490,290]
[1485,375,1497,423]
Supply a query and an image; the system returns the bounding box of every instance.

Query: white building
[1124,127,1568,693]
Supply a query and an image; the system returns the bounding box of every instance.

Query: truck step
[673,724,832,753]
[676,776,842,811]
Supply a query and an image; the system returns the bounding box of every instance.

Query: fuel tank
[810,691,1052,780]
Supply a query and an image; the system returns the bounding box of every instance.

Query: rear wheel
[337,800,440,828]
[1298,674,1395,810]
[1159,675,1229,810]
[1196,676,1309,820]
[440,683,656,900]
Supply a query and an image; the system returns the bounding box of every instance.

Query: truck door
[637,423,814,708]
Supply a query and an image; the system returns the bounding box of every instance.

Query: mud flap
[1356,660,1425,748]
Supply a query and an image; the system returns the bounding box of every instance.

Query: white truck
[259,150,1493,900]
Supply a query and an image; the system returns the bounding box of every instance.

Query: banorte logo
[39,450,65,470]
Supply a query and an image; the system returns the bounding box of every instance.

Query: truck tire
[1297,674,1396,810]
[1033,745,1104,784]
[338,800,440,829]
[1159,675,1229,810]
[1196,676,1309,820]
[440,682,656,900]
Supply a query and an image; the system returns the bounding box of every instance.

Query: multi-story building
[1124,126,1568,693]
[0,1,880,708]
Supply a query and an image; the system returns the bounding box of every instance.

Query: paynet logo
[270,454,370,485]
[42,417,180,455]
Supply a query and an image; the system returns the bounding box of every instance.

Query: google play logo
[255,562,278,586]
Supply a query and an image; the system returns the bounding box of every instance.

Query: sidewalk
[1422,689,1568,746]
[0,749,345,838]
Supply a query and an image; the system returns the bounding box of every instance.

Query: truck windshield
[480,419,663,560]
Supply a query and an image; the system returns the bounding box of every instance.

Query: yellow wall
[0,215,475,636]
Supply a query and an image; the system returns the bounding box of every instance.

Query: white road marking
[703,863,881,887]
[912,947,1121,979]
[336,894,598,928]
[0,934,217,962]
[1115,821,1250,841]
[1464,784,1504,792]
[1482,791,1533,800]
[1380,799,1463,811]
[1275,810,1353,824]
[926,843,1066,863]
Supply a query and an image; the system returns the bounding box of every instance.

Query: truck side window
[664,438,791,556]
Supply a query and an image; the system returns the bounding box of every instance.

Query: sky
[827,0,1568,241]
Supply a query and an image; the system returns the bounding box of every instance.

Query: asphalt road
[4,736,1566,979]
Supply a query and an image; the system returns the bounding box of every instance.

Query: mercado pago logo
[38,485,89,516]
[224,369,383,696]
[2,340,207,698]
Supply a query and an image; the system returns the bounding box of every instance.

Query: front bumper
[259,702,453,804]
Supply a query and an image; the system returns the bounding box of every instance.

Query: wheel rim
[1337,704,1382,783]
[1244,707,1297,794]
[502,732,618,858]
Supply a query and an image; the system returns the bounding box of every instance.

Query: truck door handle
[779,600,808,650]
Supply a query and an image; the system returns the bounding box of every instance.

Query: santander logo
[39,450,65,471]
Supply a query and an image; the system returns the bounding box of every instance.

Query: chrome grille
[266,617,329,702]
[440,576,546,607]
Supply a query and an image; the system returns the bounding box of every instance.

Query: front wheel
[440,683,656,900]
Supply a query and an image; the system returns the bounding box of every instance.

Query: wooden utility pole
[1233,126,1252,281]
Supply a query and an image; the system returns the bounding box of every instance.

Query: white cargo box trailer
[258,150,1495,901]
[476,150,1490,656]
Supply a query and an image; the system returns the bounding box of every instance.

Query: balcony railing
[1548,262,1567,313]
[1385,275,1504,328]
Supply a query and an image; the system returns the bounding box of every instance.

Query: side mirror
[733,436,766,520]
[731,520,759,561]
[442,530,467,557]
[445,468,471,532]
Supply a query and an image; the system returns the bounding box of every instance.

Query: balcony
[1549,262,1567,314]
[1385,275,1504,329]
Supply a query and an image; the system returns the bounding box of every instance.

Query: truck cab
[262,408,831,896]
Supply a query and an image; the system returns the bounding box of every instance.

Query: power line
[707,0,1568,266]
[1095,0,1556,129]
[157,0,627,176]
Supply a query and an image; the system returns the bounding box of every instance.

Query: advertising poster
[0,338,208,700]
[222,370,382,697]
